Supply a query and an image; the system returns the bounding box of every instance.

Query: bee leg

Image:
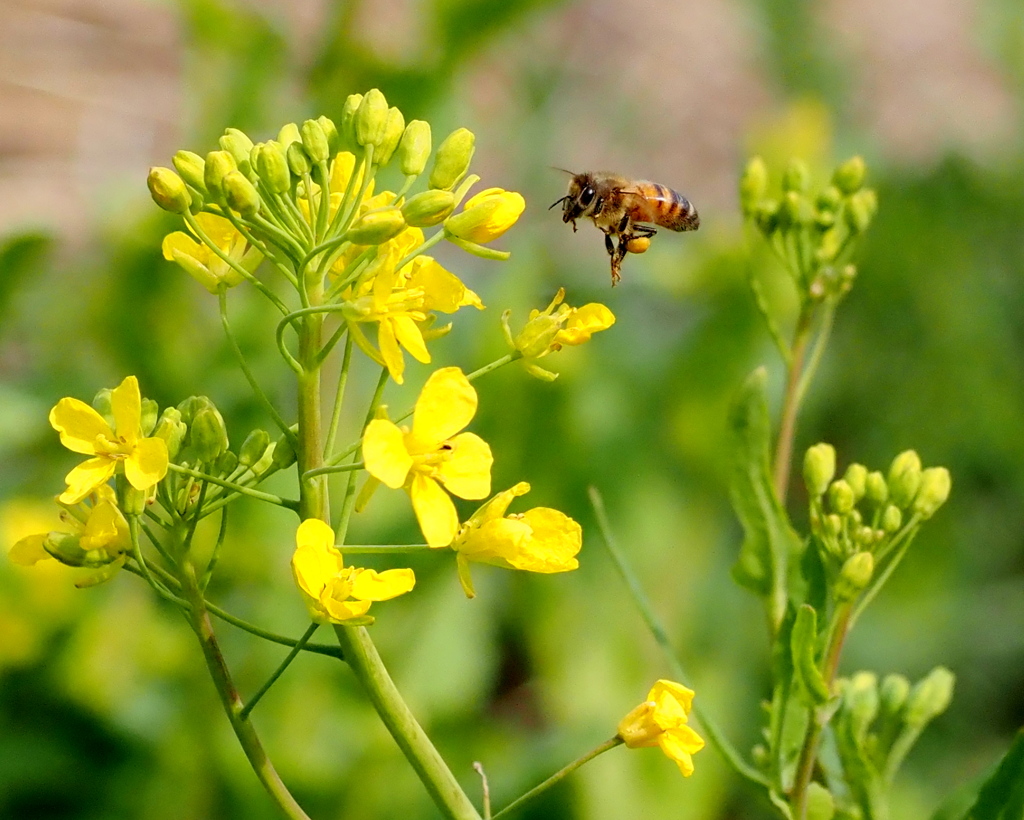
[609,234,630,286]
[603,231,616,258]
[633,225,657,239]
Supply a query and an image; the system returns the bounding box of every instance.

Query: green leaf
[791,604,830,706]
[953,728,1024,820]
[729,366,803,630]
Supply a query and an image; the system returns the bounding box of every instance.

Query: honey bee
[550,171,699,285]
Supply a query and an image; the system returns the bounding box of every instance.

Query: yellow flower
[502,289,616,381]
[449,482,582,598]
[161,213,263,294]
[291,519,415,624]
[362,367,492,547]
[617,680,705,776]
[444,188,525,244]
[49,376,169,504]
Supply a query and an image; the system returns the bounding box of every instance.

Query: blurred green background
[2,0,1023,817]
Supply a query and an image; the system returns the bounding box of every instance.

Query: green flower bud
[177,395,205,425]
[817,185,842,212]
[272,432,297,470]
[888,450,922,507]
[204,150,237,199]
[238,429,270,468]
[805,783,835,820]
[429,127,475,190]
[881,504,903,532]
[338,94,363,152]
[879,673,911,716]
[191,406,229,462]
[754,199,780,234]
[845,188,878,234]
[223,170,261,217]
[824,513,843,539]
[904,667,954,728]
[375,107,406,167]
[219,128,254,176]
[401,189,456,227]
[300,119,330,163]
[254,141,291,194]
[844,463,868,501]
[398,120,432,176]
[828,479,855,515]
[215,450,238,476]
[804,443,836,497]
[836,551,874,601]
[147,167,191,214]
[287,141,312,177]
[140,398,159,437]
[779,190,810,228]
[865,470,888,506]
[355,88,389,148]
[782,157,811,193]
[815,228,841,263]
[172,150,207,194]
[153,407,187,460]
[912,467,951,519]
[833,155,866,195]
[739,156,769,215]
[845,671,879,737]
[44,532,95,568]
[345,207,407,244]
[277,122,300,148]
[814,209,836,230]
[317,115,340,155]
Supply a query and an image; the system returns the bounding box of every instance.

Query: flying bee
[550,171,699,285]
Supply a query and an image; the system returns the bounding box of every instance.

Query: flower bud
[844,671,879,736]
[754,199,779,234]
[287,141,312,177]
[879,673,910,716]
[219,128,254,176]
[272,431,297,470]
[223,170,261,217]
[204,150,237,199]
[779,190,810,227]
[44,532,93,568]
[828,479,855,515]
[843,463,868,501]
[912,467,951,519]
[739,156,769,215]
[401,189,456,227]
[429,128,475,190]
[317,115,340,155]
[138,398,159,437]
[824,513,843,539]
[804,443,836,497]
[345,207,407,244]
[845,188,878,234]
[836,551,873,601]
[445,188,525,244]
[865,470,888,506]
[398,119,431,176]
[238,429,271,468]
[338,93,363,152]
[904,667,954,728]
[355,88,389,148]
[375,107,406,166]
[153,407,187,460]
[277,122,300,148]
[147,167,191,214]
[814,209,836,231]
[817,185,842,212]
[172,150,207,194]
[833,155,866,195]
[254,140,291,193]
[888,450,922,507]
[300,119,330,163]
[805,783,835,820]
[881,504,902,532]
[191,406,229,462]
[782,157,811,192]
[215,450,238,476]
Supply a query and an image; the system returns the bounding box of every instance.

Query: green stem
[324,334,354,458]
[466,353,519,382]
[773,302,815,505]
[490,737,622,820]
[793,300,837,411]
[240,622,319,720]
[167,463,299,511]
[304,462,364,479]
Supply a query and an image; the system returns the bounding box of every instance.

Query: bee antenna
[551,166,576,176]
[548,195,570,210]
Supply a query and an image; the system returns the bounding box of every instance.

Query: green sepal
[791,604,830,706]
[805,783,836,820]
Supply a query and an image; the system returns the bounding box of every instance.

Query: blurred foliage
[2,0,1023,819]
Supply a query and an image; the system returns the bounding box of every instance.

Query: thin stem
[200,504,229,591]
[304,462,364,479]
[466,353,519,382]
[128,517,185,606]
[793,300,837,411]
[335,366,389,542]
[324,334,354,458]
[167,463,299,511]
[773,302,815,505]
[240,622,319,721]
[490,737,623,820]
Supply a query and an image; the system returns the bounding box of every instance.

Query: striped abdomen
[627,182,700,232]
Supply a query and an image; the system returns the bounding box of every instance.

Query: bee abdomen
[650,183,700,232]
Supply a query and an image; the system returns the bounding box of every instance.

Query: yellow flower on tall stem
[162,212,263,293]
[48,376,168,504]
[362,367,492,547]
[617,680,705,776]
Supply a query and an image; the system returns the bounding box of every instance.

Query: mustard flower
[617,680,705,776]
[502,289,616,381]
[362,367,492,547]
[291,518,415,624]
[449,482,582,598]
[162,213,263,294]
[444,188,525,244]
[49,376,168,504]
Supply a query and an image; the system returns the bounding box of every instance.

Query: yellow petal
[349,567,416,601]
[506,507,581,573]
[649,680,696,717]
[464,482,531,527]
[392,314,431,364]
[292,520,344,599]
[411,367,477,445]
[320,593,372,623]
[410,473,459,547]
[455,553,477,598]
[408,257,467,314]
[445,190,525,243]
[80,501,124,552]
[125,437,169,491]
[9,533,51,566]
[60,458,117,504]
[110,376,142,444]
[436,432,492,499]
[554,303,616,346]
[659,726,705,776]
[161,231,203,262]
[362,419,414,488]
[377,319,406,385]
[49,398,114,455]
[193,212,239,249]
[457,517,531,567]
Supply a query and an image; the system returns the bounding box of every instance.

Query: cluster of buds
[739,155,876,302]
[803,444,951,600]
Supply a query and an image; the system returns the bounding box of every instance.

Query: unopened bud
[254,141,291,193]
[375,107,405,166]
[153,407,187,460]
[204,150,237,199]
[912,467,951,518]
[845,671,879,736]
[881,504,902,532]
[147,167,191,214]
[804,443,836,497]
[300,119,330,163]
[739,156,769,215]
[824,513,843,539]
[317,115,340,155]
[879,673,910,717]
[44,532,91,568]
[429,128,475,190]
[338,94,363,152]
[833,155,866,195]
[277,122,300,148]
[191,406,229,462]
[805,783,835,820]
[287,141,312,177]
[345,207,407,245]
[888,450,922,507]
[272,432,297,470]
[817,185,842,212]
[402,189,456,227]
[844,463,868,501]
[782,157,811,193]
[238,429,270,468]
[219,128,254,176]
[836,551,874,601]
[139,398,159,437]
[215,450,238,476]
[172,150,207,194]
[355,88,389,148]
[865,470,888,506]
[398,119,431,176]
[755,199,780,234]
[845,188,878,234]
[904,667,954,728]
[779,190,810,227]
[828,479,855,515]
[223,170,261,217]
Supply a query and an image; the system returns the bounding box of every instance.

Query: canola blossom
[617,679,705,776]
[291,519,415,624]
[444,188,525,244]
[49,376,169,504]
[162,212,263,293]
[362,367,492,547]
